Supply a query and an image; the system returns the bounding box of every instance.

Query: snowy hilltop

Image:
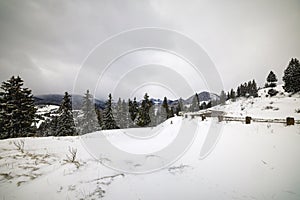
[212,84,300,120]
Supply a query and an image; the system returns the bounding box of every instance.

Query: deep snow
[1,86,300,200]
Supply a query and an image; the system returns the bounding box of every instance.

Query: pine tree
[80,90,100,134]
[169,107,174,118]
[57,92,76,136]
[206,101,212,108]
[136,93,152,127]
[237,86,241,97]
[114,98,122,128]
[266,71,278,87]
[128,97,138,123]
[121,99,129,128]
[219,90,227,104]
[95,108,103,128]
[37,118,51,137]
[162,97,170,119]
[283,58,300,93]
[178,98,185,112]
[148,102,156,127]
[227,92,230,100]
[50,116,59,136]
[0,76,36,139]
[249,80,258,97]
[190,93,200,112]
[102,93,118,130]
[175,105,181,116]
[230,89,236,100]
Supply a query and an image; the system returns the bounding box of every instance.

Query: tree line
[0,57,300,139]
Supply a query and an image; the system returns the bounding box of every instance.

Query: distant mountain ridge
[34,91,219,109]
[34,94,105,110]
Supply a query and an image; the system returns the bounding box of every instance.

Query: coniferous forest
[0,58,300,139]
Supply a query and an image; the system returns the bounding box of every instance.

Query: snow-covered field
[1,86,300,200]
[1,118,300,199]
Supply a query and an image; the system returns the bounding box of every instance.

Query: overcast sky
[0,0,299,100]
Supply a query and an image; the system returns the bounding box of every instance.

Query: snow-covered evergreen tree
[128,97,138,124]
[249,80,258,97]
[57,92,76,136]
[114,98,129,128]
[102,93,118,130]
[237,86,241,97]
[158,103,168,124]
[136,93,152,127]
[0,76,36,139]
[114,97,122,128]
[266,71,278,87]
[162,96,170,119]
[178,98,185,112]
[95,108,103,128]
[121,99,129,128]
[190,93,200,112]
[219,90,227,104]
[148,102,156,127]
[80,90,100,134]
[230,89,236,100]
[283,58,300,93]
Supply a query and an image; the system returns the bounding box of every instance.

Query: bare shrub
[13,140,25,153]
[64,147,80,168]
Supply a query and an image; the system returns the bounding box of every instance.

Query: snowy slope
[1,117,300,199]
[213,85,300,120]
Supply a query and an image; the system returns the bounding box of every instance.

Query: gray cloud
[0,0,299,99]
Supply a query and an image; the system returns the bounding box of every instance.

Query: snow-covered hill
[213,85,300,120]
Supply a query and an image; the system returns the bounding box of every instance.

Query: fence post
[245,116,251,124]
[286,117,294,126]
[218,115,223,122]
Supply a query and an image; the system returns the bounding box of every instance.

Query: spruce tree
[266,71,278,87]
[237,86,241,97]
[178,98,184,112]
[206,101,212,108]
[249,80,258,97]
[230,89,236,100]
[226,92,230,100]
[114,98,122,128]
[57,92,76,136]
[95,108,103,128]
[136,93,152,127]
[190,93,200,112]
[102,93,118,130]
[120,99,128,128]
[80,90,100,134]
[169,107,174,118]
[283,58,300,93]
[219,90,227,104]
[0,76,36,139]
[148,102,156,127]
[128,97,139,123]
[50,116,59,136]
[162,97,170,119]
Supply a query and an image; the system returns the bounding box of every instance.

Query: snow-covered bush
[268,89,278,97]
